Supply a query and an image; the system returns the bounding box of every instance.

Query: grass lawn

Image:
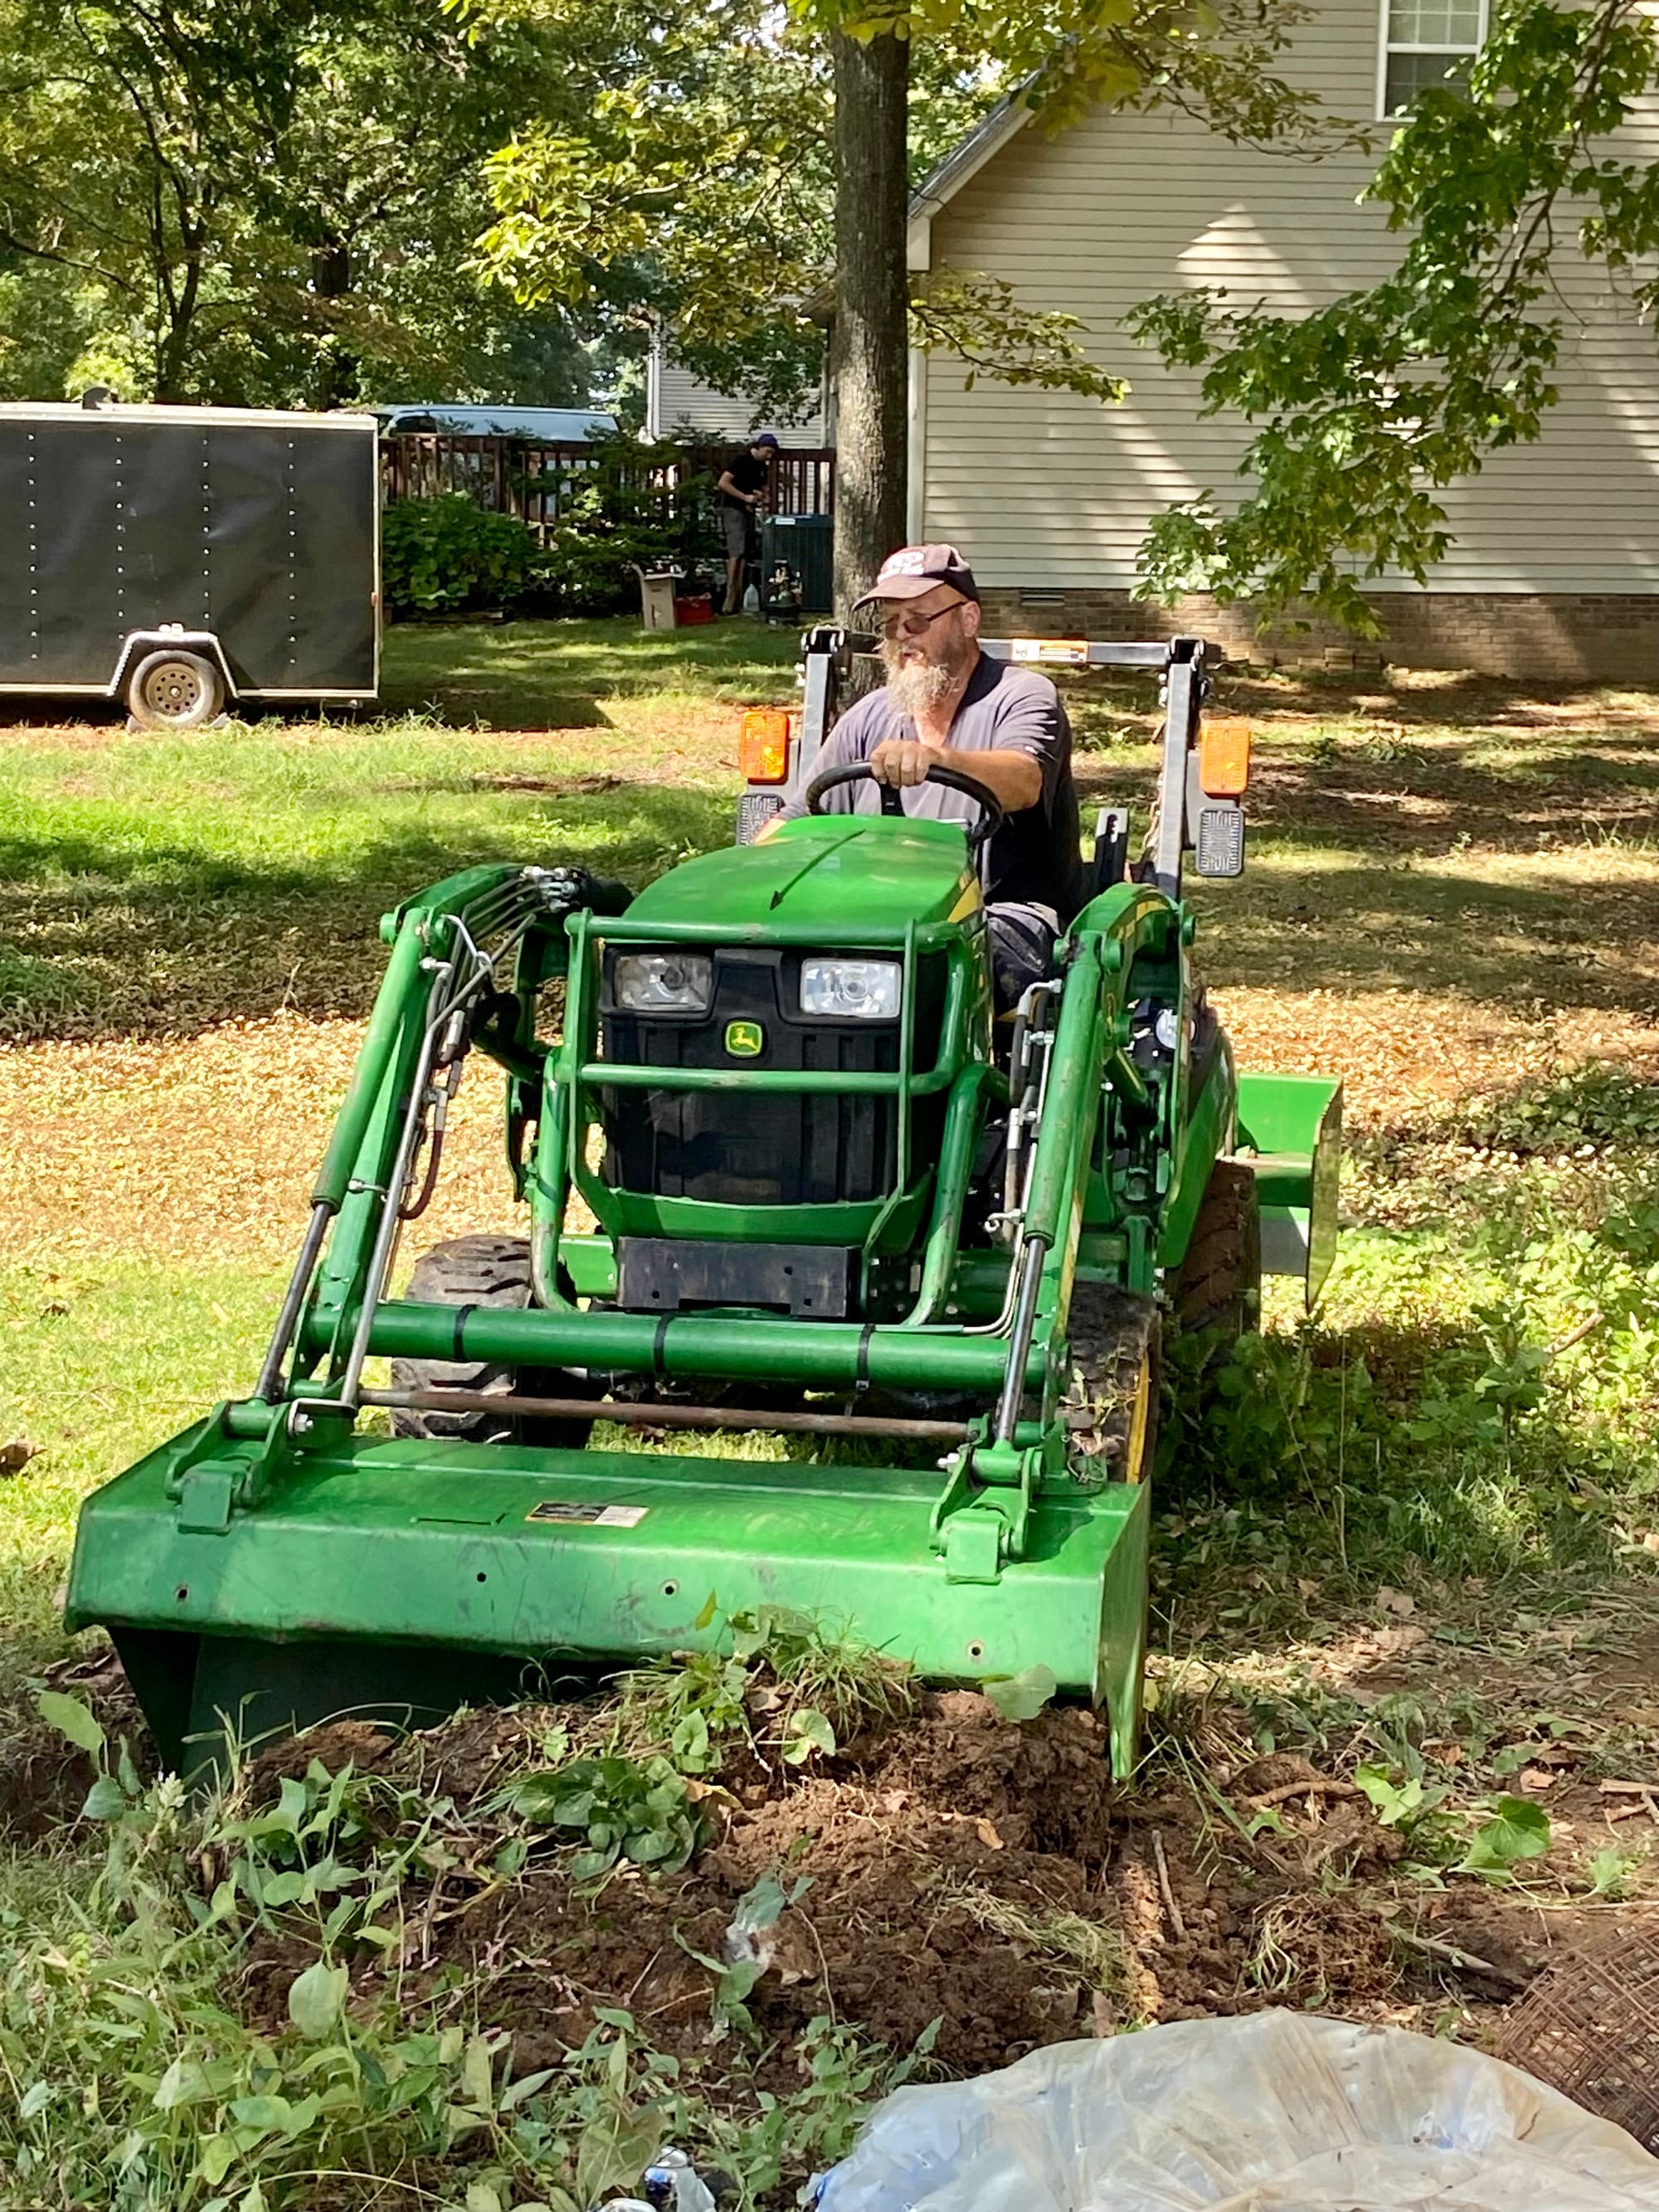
[2,614,1659,2203]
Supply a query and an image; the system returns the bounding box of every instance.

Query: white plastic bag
[815,2009,1659,2212]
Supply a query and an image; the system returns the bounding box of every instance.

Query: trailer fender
[108,628,238,702]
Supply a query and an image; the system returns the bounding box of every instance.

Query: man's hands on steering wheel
[868,737,941,790]
[802,757,1006,857]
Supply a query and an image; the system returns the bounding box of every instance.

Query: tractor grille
[597,949,943,1208]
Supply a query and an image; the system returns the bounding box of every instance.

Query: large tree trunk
[311,241,359,411]
[830,27,910,621]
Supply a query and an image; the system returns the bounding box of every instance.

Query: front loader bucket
[67,1424,1151,1779]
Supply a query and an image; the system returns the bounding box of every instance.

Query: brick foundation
[975,587,1659,683]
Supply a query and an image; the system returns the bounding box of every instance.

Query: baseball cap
[864,542,980,604]
[752,431,780,449]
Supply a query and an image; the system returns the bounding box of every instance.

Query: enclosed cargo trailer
[0,400,378,727]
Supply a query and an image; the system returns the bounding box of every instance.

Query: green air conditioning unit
[761,513,834,615]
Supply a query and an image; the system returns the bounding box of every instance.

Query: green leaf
[1457,1795,1551,1879]
[462,2034,495,2112]
[35,1690,105,1758]
[154,2058,215,2111]
[287,1959,349,2040]
[731,1869,796,1935]
[499,2066,557,2109]
[693,1590,720,1631]
[625,1825,683,1864]
[980,1665,1058,1723]
[1586,1846,1637,1899]
[228,2094,294,2133]
[198,2137,239,2187]
[273,1776,309,1833]
[782,1707,836,1763]
[1355,1762,1426,1828]
[17,2081,51,2120]
[80,1773,128,1821]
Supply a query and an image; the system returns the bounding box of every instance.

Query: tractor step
[67,1422,1150,1778]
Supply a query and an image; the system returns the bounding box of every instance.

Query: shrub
[381,438,722,620]
[381,495,537,617]
[527,434,717,617]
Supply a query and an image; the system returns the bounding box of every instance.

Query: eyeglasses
[878,597,966,640]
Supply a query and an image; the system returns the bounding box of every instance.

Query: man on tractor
[773,542,1082,1009]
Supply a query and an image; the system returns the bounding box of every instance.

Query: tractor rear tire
[1062,1285,1160,1488]
[1173,1157,1262,1339]
[390,1233,596,1449]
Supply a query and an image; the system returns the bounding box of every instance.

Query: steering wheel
[803,760,1005,857]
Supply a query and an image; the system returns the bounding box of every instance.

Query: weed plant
[0,1691,927,2212]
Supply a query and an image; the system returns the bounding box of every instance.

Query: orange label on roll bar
[1010,638,1089,666]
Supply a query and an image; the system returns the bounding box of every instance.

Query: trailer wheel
[1173,1157,1262,1339]
[390,1233,596,1449]
[126,649,224,731]
[1063,1286,1160,1488]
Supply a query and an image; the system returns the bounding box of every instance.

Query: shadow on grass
[1201,664,1659,732]
[1077,732,1659,853]
[379,615,799,727]
[0,780,738,1043]
[1190,862,1657,1018]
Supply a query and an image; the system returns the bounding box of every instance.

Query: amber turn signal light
[1199,717,1251,798]
[740,707,792,785]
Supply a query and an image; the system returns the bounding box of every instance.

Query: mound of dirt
[241,1692,1422,2083]
[24,1651,1525,2093]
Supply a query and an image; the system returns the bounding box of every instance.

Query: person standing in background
[716,432,777,615]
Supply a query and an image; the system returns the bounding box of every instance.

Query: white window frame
[1375,0,1489,121]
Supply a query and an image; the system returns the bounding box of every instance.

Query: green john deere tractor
[66,631,1340,1780]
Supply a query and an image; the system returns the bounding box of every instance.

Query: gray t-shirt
[780,654,1082,919]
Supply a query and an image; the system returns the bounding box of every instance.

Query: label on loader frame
[527,1500,650,1528]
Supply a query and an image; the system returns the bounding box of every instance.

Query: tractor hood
[625,816,980,937]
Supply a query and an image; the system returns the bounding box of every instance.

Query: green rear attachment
[63,635,1340,1787]
[1236,1071,1343,1304]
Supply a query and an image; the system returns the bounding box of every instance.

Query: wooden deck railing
[381,435,834,541]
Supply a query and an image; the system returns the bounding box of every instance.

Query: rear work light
[1199,717,1251,797]
[740,707,792,785]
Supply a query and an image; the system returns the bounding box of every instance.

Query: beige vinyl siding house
[645,339,827,444]
[907,0,1659,676]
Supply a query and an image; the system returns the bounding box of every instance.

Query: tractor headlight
[614,952,713,1014]
[800,957,902,1020]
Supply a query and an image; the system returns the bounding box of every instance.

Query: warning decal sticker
[526,1501,650,1527]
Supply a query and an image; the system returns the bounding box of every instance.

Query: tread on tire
[390,1232,596,1449]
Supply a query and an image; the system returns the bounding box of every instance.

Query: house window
[1379,0,1485,116]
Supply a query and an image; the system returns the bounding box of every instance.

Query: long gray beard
[882,651,960,720]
